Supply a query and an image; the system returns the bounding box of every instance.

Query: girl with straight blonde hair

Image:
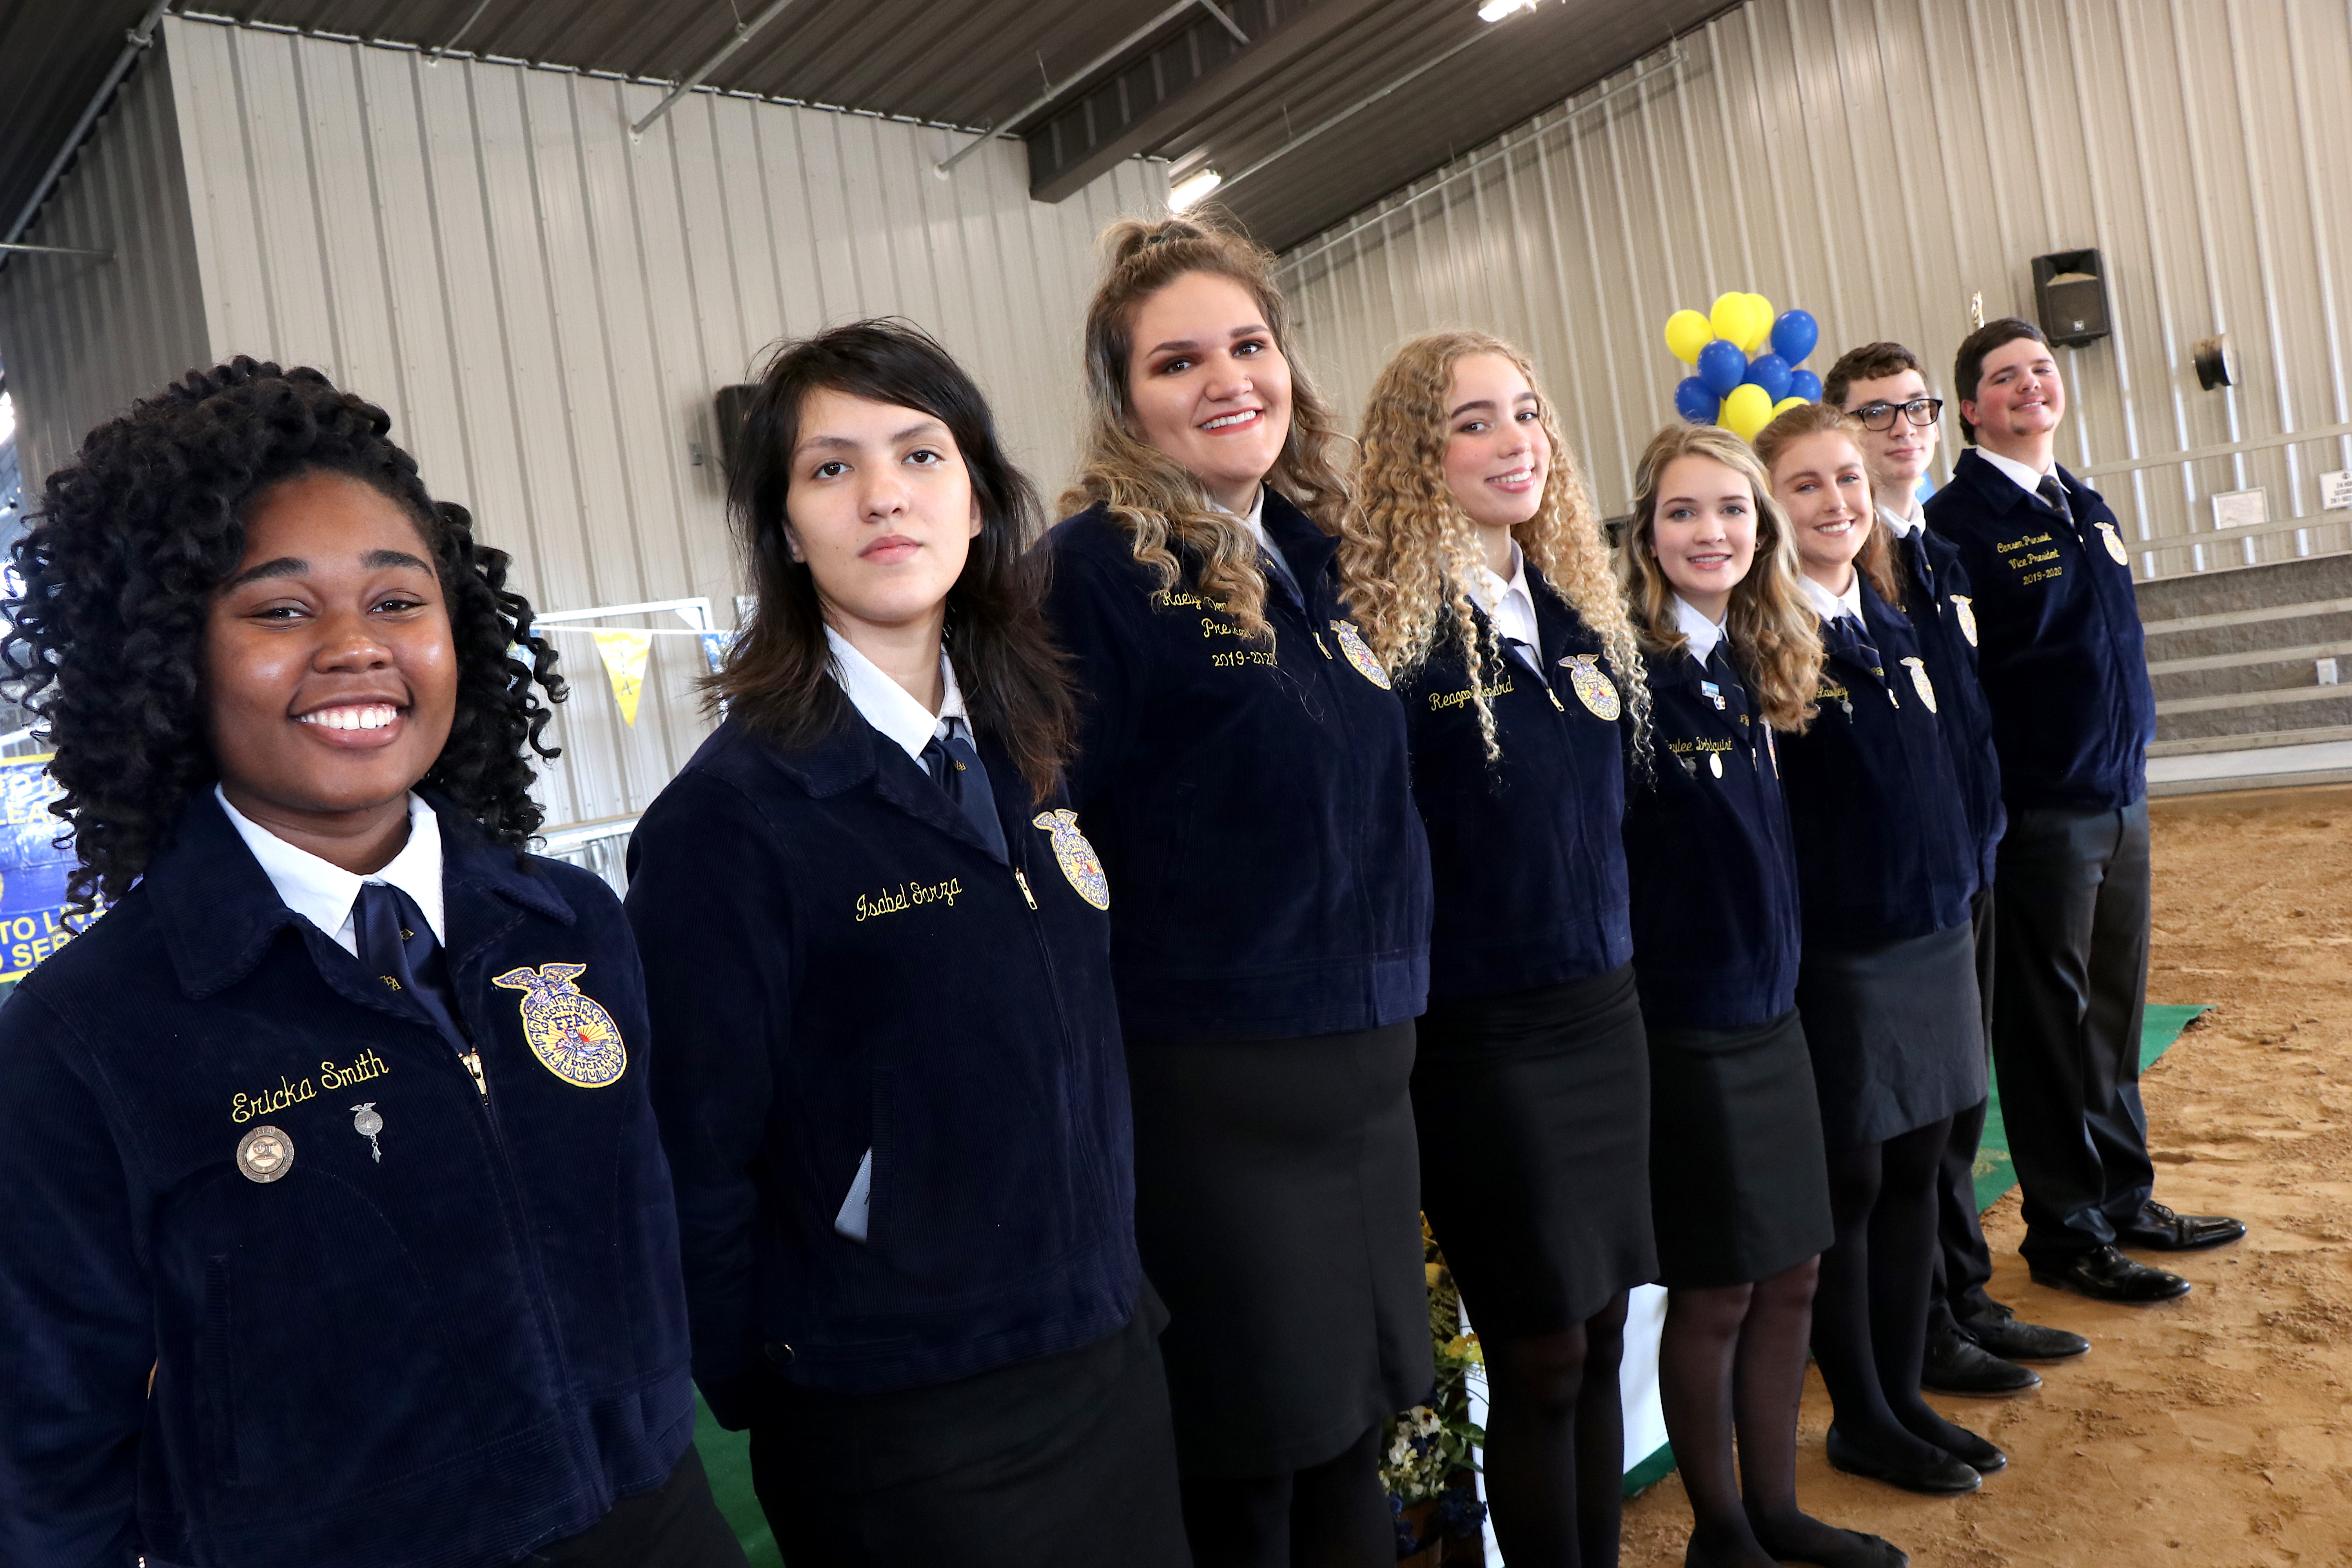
[1344,331,1651,1568]
[1617,424,1902,1568]
[1041,214,1432,1568]
[1751,402,1998,1500]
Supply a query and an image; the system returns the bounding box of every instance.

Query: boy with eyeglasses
[1922,319,2243,1311]
[1827,342,2090,1401]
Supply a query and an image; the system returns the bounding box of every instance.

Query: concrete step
[2133,552,2352,753]
[2135,552,2352,621]
[2152,658,2347,701]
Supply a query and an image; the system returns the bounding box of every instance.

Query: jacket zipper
[462,1047,491,1100]
[1013,868,1038,909]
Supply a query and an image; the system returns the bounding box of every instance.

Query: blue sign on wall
[0,755,95,981]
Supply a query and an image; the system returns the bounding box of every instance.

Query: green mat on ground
[1972,1001,2208,1210]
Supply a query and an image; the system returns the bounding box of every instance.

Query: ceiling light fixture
[1477,0,1537,20]
[1170,169,1224,211]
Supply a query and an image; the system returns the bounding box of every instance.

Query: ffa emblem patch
[1900,656,1938,713]
[1560,654,1621,720]
[1031,809,1111,910]
[491,964,627,1088]
[2095,520,2129,565]
[1329,620,1391,689]
[1950,594,1978,648]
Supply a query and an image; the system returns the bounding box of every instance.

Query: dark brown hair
[715,320,1073,799]
[1753,401,1904,609]
[1822,340,1924,408]
[1952,317,2049,444]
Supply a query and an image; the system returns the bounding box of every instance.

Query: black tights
[1658,1260,1891,1568]
[1479,1291,1630,1568]
[1178,1423,1394,1568]
[1811,1116,1981,1465]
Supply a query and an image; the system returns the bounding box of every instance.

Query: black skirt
[1796,920,1989,1151]
[1126,1020,1435,1477]
[747,1296,1188,1567]
[1413,964,1657,1336]
[1646,1008,1836,1289]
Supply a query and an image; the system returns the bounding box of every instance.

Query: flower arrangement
[1383,1217,1489,1560]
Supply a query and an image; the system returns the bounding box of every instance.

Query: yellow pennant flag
[591,629,653,726]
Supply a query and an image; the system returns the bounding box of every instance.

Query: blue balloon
[1697,338,1747,397]
[1742,352,1792,402]
[1771,309,1820,365]
[1673,376,1718,424]
[1788,368,1824,403]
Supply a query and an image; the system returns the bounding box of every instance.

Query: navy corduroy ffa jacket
[0,793,692,1568]
[1777,581,1980,948]
[1398,568,1633,1001]
[1889,522,2007,887]
[1619,641,1802,1031]
[1042,491,1432,1041]
[623,713,1138,1419]
[1924,450,2156,811]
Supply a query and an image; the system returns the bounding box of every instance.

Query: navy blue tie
[353,881,468,1052]
[920,723,1009,862]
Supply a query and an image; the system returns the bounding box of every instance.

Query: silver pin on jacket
[352,1102,384,1163]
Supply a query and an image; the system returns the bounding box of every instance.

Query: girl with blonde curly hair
[1615,424,1902,1568]
[1343,331,1654,1568]
[1040,214,1432,1567]
[1751,402,2000,1500]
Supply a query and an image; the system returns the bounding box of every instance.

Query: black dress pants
[521,1448,748,1568]
[1929,887,2001,1334]
[1989,799,2156,1268]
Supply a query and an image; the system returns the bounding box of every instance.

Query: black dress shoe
[2118,1200,2247,1252]
[1824,1426,1982,1495]
[2030,1244,2191,1303]
[1922,1326,2041,1397]
[1932,1423,2007,1474]
[1957,1304,2090,1362]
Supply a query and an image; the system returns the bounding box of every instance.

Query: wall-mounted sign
[2211,488,2268,530]
[2321,470,2352,512]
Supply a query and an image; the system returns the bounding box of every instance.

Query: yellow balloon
[1742,294,1776,354]
[1722,383,1775,442]
[1664,309,1714,366]
[1773,395,1810,416]
[1710,292,1749,345]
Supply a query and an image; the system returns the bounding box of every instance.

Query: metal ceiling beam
[3,0,167,251]
[1027,0,1386,204]
[935,0,1216,178]
[629,0,803,141]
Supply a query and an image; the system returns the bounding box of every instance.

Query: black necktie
[2037,474,2071,521]
[1897,530,1932,599]
[1820,614,1886,689]
[1500,633,1544,675]
[919,721,1009,862]
[352,881,468,1051]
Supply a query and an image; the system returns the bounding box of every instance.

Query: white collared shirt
[823,626,968,762]
[1213,485,1299,596]
[1470,541,1542,670]
[1799,571,1865,625]
[1878,499,1924,539]
[1975,446,2053,498]
[218,786,446,958]
[1673,595,1727,664]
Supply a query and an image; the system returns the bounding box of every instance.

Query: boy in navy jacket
[1925,319,2243,1304]
[0,361,740,1568]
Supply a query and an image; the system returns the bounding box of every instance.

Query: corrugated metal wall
[161,13,1165,830]
[1282,0,2352,581]
[0,39,210,495]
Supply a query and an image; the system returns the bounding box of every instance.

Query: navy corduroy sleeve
[1041,538,1149,813]
[0,990,151,1568]
[625,772,799,1431]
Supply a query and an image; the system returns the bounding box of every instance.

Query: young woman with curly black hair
[0,358,748,1568]
[623,320,1187,1567]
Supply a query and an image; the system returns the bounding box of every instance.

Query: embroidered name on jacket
[852,877,965,922]
[492,963,628,1087]
[230,1050,392,1123]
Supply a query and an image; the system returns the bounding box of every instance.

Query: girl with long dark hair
[0,359,744,1568]
[624,320,1185,1567]
[1042,215,1433,1567]
[1342,331,1651,1568]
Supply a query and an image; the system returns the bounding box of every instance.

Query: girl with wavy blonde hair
[1342,329,1649,762]
[1040,214,1432,1568]
[1614,424,1906,1568]
[1348,332,1659,1568]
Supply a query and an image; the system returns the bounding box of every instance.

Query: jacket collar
[1260,488,1341,611]
[152,789,572,1002]
[733,710,1009,860]
[1950,448,2102,523]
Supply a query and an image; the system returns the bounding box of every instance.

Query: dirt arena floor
[1620,783,2352,1567]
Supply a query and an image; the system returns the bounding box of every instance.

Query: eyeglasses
[1849,397,1944,432]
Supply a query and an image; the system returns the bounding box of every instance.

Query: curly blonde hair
[1751,401,1904,609]
[1617,423,1822,733]
[1338,330,1649,764]
[1058,214,1356,643]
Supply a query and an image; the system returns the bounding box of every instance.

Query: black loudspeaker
[2033,249,2110,347]
[714,383,758,474]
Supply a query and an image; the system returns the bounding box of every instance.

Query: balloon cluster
[1664,293,1823,442]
